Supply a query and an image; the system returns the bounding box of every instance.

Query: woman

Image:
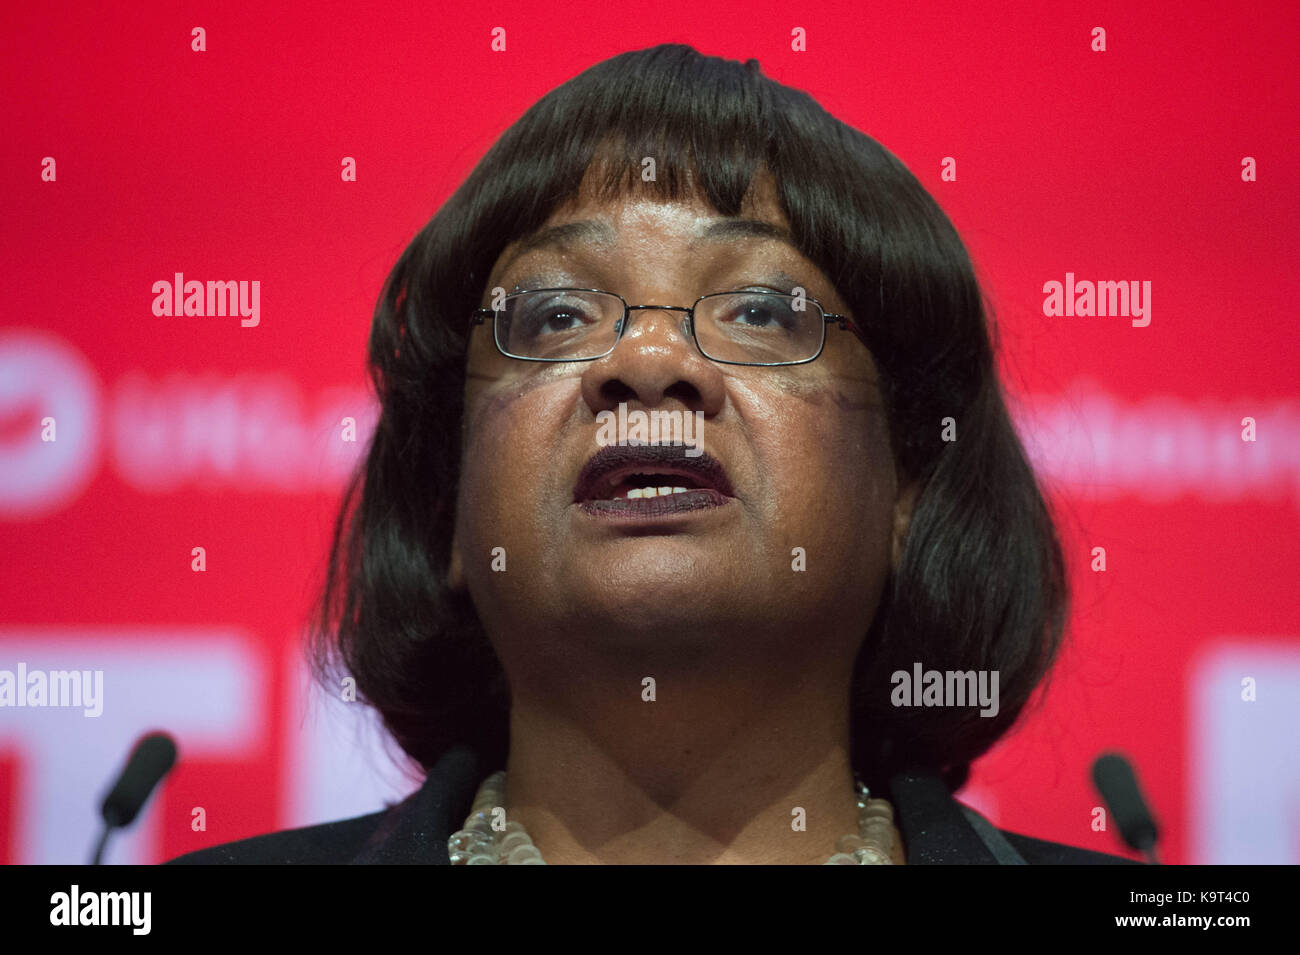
[168,44,1134,865]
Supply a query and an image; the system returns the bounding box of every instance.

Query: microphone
[1091,752,1160,864]
[90,732,178,865]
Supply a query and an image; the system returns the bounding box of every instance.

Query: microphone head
[100,732,178,829]
[1091,752,1158,852]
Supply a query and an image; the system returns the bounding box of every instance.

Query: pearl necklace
[449,770,900,865]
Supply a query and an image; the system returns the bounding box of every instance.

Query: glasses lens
[497,290,622,360]
[694,293,824,364]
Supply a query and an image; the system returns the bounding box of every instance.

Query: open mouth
[573,445,734,516]
[592,472,707,501]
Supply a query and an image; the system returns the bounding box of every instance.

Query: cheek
[458,375,577,549]
[736,376,895,551]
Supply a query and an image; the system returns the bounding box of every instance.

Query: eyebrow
[496,217,800,277]
[696,218,796,246]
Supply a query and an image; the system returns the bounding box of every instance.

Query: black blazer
[164,744,1137,865]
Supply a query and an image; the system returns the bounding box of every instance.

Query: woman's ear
[890,478,921,572]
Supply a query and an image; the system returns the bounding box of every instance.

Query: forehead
[488,166,795,281]
[555,162,786,222]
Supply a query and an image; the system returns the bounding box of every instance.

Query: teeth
[625,486,693,500]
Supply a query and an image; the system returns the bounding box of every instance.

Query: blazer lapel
[888,771,1013,864]
[350,744,483,864]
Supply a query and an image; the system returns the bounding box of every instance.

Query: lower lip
[577,489,731,518]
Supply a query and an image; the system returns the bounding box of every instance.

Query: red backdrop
[2,0,1298,865]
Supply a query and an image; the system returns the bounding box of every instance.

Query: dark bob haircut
[307,43,1067,794]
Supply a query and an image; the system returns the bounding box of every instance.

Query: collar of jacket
[349,744,1026,865]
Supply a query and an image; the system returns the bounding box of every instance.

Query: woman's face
[449,170,914,668]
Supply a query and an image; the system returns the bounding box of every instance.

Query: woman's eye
[534,308,586,333]
[718,294,800,330]
[731,306,778,326]
[515,300,599,336]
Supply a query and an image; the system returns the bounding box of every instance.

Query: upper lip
[573,445,735,503]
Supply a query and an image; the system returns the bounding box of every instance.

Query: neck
[499,651,863,865]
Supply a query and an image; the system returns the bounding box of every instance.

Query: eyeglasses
[469,288,867,366]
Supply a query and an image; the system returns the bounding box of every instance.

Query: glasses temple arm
[825,312,871,349]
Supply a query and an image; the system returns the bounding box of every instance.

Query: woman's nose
[580,306,725,417]
[615,307,693,351]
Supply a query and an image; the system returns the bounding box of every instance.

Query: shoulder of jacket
[162,808,389,865]
[997,828,1142,865]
